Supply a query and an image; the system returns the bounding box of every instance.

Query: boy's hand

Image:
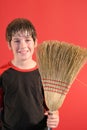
[44,110,59,128]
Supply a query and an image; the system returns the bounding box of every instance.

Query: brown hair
[6,18,37,44]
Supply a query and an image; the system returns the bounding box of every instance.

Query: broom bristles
[36,41,87,111]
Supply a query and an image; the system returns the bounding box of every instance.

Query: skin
[8,31,37,69]
[8,31,59,128]
[45,111,59,128]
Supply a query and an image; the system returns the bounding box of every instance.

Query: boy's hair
[6,18,37,43]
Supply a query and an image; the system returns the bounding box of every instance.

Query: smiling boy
[0,18,59,130]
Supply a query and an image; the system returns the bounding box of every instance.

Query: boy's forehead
[12,31,31,38]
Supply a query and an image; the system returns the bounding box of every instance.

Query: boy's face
[8,31,37,62]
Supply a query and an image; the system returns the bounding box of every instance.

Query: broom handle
[48,127,52,130]
[47,111,53,130]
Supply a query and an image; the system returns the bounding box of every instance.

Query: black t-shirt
[0,62,47,130]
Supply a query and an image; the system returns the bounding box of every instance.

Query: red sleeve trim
[0,62,11,75]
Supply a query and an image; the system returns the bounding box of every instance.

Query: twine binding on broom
[42,78,70,95]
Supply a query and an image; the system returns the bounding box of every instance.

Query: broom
[36,40,87,130]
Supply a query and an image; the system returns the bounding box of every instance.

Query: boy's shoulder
[0,62,11,75]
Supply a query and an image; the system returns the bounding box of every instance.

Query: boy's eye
[25,39,31,42]
[14,40,20,43]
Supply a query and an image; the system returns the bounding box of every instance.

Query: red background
[0,0,87,130]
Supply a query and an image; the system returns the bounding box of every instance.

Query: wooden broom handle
[48,112,53,130]
[48,127,52,130]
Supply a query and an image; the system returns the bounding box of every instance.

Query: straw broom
[36,40,87,130]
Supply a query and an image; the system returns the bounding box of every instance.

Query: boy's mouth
[18,50,29,54]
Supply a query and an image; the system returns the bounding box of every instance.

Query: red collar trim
[8,61,38,72]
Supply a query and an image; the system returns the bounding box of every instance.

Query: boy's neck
[11,59,36,69]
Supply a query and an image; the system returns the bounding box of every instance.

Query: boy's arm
[0,75,3,109]
[0,75,3,128]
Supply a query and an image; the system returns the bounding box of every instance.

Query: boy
[0,18,59,130]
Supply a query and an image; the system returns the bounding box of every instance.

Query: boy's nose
[20,40,27,48]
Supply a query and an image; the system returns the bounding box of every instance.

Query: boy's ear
[34,39,38,48]
[8,42,12,50]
